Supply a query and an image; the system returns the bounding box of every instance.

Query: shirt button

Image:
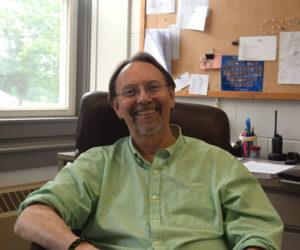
[152,195,158,200]
[154,241,160,246]
[152,219,158,224]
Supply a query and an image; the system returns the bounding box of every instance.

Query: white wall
[90,0,141,90]
[90,0,130,91]
[129,0,141,56]
[176,97,300,159]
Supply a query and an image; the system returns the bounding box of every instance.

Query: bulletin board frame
[139,0,300,101]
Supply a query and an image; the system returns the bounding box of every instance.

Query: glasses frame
[115,83,169,99]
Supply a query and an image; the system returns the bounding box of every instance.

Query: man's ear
[110,99,123,119]
[168,87,175,109]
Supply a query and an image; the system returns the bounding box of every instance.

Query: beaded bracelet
[68,237,87,250]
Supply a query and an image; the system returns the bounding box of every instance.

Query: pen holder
[239,134,258,158]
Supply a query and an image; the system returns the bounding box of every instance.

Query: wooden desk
[57,152,300,249]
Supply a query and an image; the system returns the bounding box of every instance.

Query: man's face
[111,61,175,137]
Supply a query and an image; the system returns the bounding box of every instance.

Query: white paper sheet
[144,29,171,73]
[278,31,300,84]
[146,0,176,15]
[169,25,180,60]
[238,36,277,61]
[174,72,190,93]
[189,74,208,95]
[244,161,295,174]
[177,0,209,31]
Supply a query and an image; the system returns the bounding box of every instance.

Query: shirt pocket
[166,190,214,229]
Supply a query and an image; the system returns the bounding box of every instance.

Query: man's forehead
[121,61,159,73]
[117,61,165,85]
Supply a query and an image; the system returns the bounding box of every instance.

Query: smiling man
[110,60,176,163]
[15,52,283,250]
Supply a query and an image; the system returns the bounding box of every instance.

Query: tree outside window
[0,0,62,108]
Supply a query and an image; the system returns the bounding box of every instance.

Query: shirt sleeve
[219,154,283,250]
[18,147,105,230]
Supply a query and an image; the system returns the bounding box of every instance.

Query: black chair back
[75,91,231,157]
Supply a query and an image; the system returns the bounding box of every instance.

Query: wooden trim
[176,90,300,101]
[139,0,146,51]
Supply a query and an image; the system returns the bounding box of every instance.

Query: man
[15,52,283,250]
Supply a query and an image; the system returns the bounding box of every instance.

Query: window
[0,0,77,117]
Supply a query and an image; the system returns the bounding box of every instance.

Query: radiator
[0,182,44,250]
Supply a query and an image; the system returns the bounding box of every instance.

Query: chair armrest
[58,151,76,171]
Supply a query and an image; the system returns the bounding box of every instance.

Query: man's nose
[136,88,152,103]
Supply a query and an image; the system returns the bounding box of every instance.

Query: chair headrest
[75,91,231,156]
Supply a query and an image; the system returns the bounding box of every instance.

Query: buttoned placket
[148,150,169,250]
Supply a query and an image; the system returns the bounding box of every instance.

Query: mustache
[131,103,162,114]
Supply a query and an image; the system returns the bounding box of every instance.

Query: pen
[243,141,247,157]
[246,118,251,136]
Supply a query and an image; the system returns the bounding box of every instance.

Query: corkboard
[140,0,300,100]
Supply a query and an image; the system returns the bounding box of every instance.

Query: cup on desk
[239,134,259,158]
[250,146,261,159]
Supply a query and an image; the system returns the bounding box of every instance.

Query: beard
[135,117,162,136]
[131,103,163,136]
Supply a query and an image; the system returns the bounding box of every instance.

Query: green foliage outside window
[0,0,61,107]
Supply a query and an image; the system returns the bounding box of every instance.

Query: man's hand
[75,241,100,249]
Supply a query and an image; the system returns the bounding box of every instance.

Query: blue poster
[221,55,264,92]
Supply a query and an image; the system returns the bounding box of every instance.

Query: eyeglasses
[115,83,169,99]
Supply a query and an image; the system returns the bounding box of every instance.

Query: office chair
[75,91,231,156]
[30,91,231,249]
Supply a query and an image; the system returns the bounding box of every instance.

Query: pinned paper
[146,0,176,15]
[169,25,180,60]
[238,36,277,61]
[177,0,209,31]
[200,54,222,69]
[189,74,209,95]
[144,29,171,73]
[278,31,300,84]
[174,72,190,93]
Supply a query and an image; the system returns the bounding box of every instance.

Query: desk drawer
[264,190,300,227]
[282,231,300,250]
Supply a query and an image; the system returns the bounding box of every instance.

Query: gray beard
[135,118,162,136]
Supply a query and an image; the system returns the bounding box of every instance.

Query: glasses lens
[146,84,162,94]
[121,87,138,97]
[119,83,167,98]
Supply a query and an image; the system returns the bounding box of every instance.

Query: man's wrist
[68,237,88,250]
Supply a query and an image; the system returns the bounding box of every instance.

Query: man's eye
[147,85,160,92]
[122,89,137,97]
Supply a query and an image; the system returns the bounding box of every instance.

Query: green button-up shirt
[19,125,283,250]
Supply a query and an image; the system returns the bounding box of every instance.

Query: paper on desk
[144,29,171,73]
[189,74,208,95]
[177,0,209,31]
[278,31,300,84]
[146,0,176,15]
[244,161,295,175]
[174,72,190,93]
[238,36,277,61]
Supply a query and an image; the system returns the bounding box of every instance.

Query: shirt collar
[128,124,183,168]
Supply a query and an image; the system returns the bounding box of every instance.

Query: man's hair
[108,52,176,104]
